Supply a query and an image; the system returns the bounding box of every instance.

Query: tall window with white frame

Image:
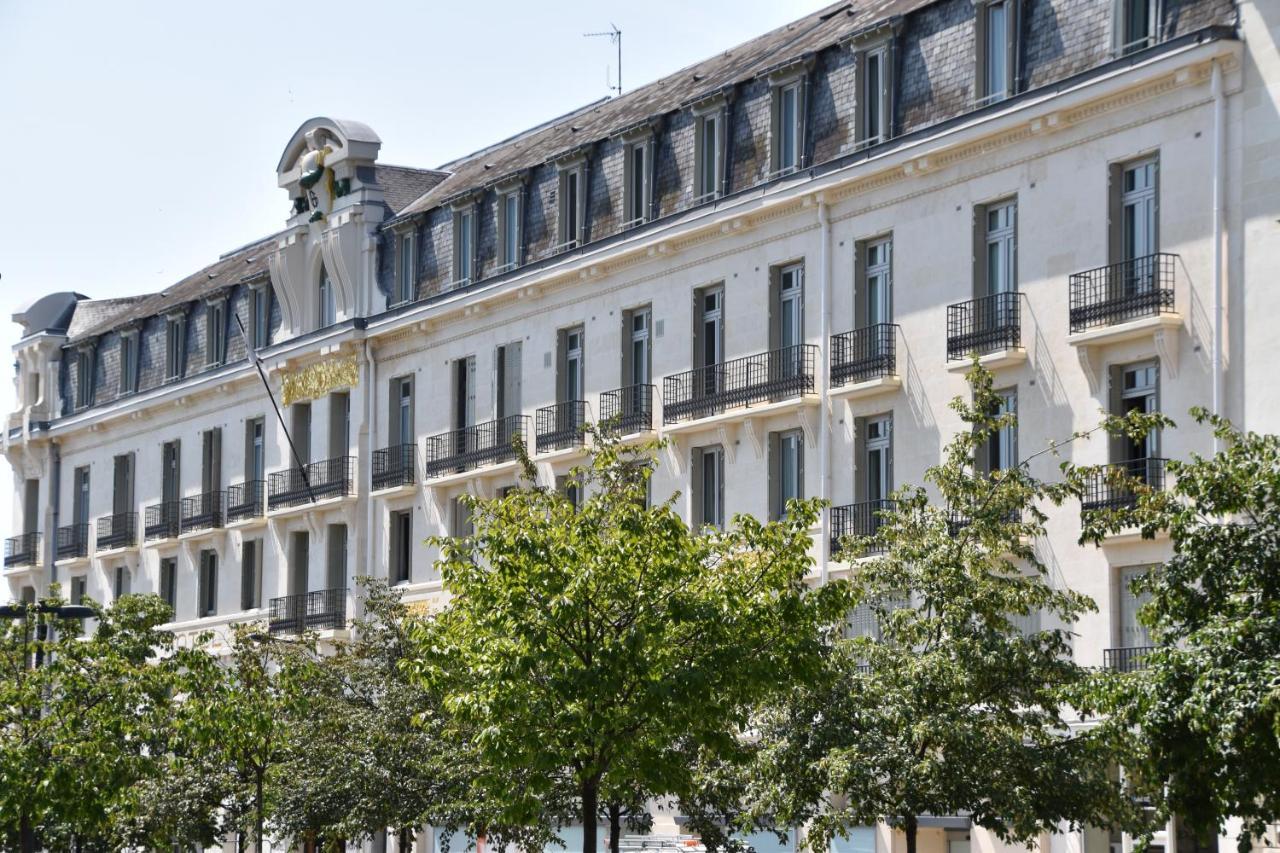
[165,313,187,381]
[624,141,650,227]
[775,80,802,174]
[119,332,138,396]
[627,307,651,387]
[207,299,227,367]
[198,550,218,618]
[981,389,1018,474]
[693,445,725,530]
[498,190,522,271]
[1117,0,1159,54]
[1116,564,1155,658]
[865,237,893,328]
[858,414,894,508]
[396,232,416,305]
[859,43,890,147]
[559,327,585,404]
[695,111,723,202]
[770,430,805,521]
[75,346,94,410]
[985,200,1017,296]
[252,285,272,350]
[453,207,476,287]
[1116,157,1159,292]
[773,263,805,380]
[557,166,583,251]
[318,268,336,328]
[696,286,725,398]
[976,0,1016,105]
[1111,361,1160,477]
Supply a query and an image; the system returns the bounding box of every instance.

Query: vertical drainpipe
[48,440,60,588]
[1210,59,1225,449]
[362,232,379,612]
[817,196,831,585]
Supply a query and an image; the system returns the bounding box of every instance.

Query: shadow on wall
[1026,301,1079,477]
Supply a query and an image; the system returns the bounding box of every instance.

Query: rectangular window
[1112,157,1159,284]
[498,190,522,271]
[1118,0,1158,54]
[396,232,416,305]
[318,270,336,328]
[241,539,261,611]
[976,0,1016,104]
[557,167,583,250]
[198,550,218,617]
[985,200,1018,296]
[75,347,94,410]
[160,557,177,611]
[119,334,138,395]
[859,45,890,147]
[981,389,1018,474]
[252,286,272,349]
[695,113,722,202]
[388,375,414,447]
[454,355,477,430]
[496,342,523,420]
[246,417,265,482]
[857,415,894,503]
[1112,361,1160,463]
[693,445,725,530]
[775,82,802,174]
[165,315,187,381]
[860,236,893,328]
[558,326,585,403]
[73,465,90,528]
[70,575,87,606]
[1116,565,1154,648]
[770,430,805,520]
[450,497,473,539]
[624,141,651,227]
[114,565,131,600]
[327,523,348,590]
[390,510,412,584]
[453,209,475,287]
[622,306,652,387]
[207,300,227,367]
[112,453,135,517]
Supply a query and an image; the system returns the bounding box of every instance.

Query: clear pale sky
[0,0,829,538]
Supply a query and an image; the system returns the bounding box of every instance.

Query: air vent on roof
[207,273,217,279]
[571,126,582,132]
[819,2,853,19]
[693,73,705,81]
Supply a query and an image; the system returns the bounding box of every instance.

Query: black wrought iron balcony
[946,292,1023,361]
[4,532,39,568]
[1069,253,1176,333]
[96,512,137,550]
[1081,457,1168,513]
[268,587,347,635]
[831,324,898,386]
[536,401,588,454]
[830,499,895,557]
[663,344,818,425]
[55,523,89,560]
[1104,645,1155,672]
[600,384,654,436]
[144,501,180,541]
[425,415,529,479]
[227,480,265,523]
[373,444,418,490]
[180,491,226,533]
[267,457,355,510]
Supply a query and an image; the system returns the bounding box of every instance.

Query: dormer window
[496,187,523,272]
[118,331,138,395]
[165,314,187,382]
[976,0,1020,105]
[694,108,725,203]
[318,268,336,328]
[250,285,272,350]
[206,297,227,368]
[849,26,898,149]
[1116,0,1160,54]
[395,231,416,305]
[770,75,809,176]
[452,205,478,288]
[74,345,95,410]
[556,163,586,252]
[622,137,654,228]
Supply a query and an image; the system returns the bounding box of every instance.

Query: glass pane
[986,3,1006,97]
[866,54,881,140]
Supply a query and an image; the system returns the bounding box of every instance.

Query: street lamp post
[1,600,96,853]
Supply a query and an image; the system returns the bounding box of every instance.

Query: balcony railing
[946,292,1023,361]
[268,457,355,510]
[1104,645,1155,672]
[55,523,89,560]
[663,344,817,425]
[144,501,180,541]
[536,401,588,454]
[96,512,137,550]
[425,415,529,479]
[373,444,418,490]
[227,480,265,523]
[600,384,655,436]
[268,587,348,635]
[1069,253,1177,333]
[1081,457,1168,513]
[831,324,898,386]
[4,532,39,568]
[180,491,226,533]
[830,499,895,557]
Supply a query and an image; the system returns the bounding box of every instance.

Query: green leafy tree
[1082,410,1280,851]
[0,592,192,852]
[748,367,1157,853]
[406,435,835,853]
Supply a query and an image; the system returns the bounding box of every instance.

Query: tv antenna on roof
[584,24,622,95]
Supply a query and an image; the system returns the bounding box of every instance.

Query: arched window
[318,268,336,328]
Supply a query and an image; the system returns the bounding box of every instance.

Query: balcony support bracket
[1076,344,1102,396]
[1153,326,1179,379]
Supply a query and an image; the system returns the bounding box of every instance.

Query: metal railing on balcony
[536,401,588,454]
[227,480,265,523]
[268,587,348,635]
[946,292,1023,361]
[1104,645,1155,672]
[180,491,226,533]
[600,384,655,436]
[663,344,817,425]
[1069,253,1177,333]
[425,415,529,479]
[144,501,180,541]
[1081,457,1168,513]
[373,444,418,490]
[831,324,898,386]
[268,457,355,510]
[96,512,137,550]
[830,499,896,557]
[56,523,89,560]
[4,532,39,568]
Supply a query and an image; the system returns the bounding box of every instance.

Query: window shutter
[388,378,400,447]
[768,267,782,353]
[509,343,523,415]
[692,290,705,369]
[854,50,868,144]
[693,120,705,198]
[799,76,811,168]
[1007,0,1022,96]
[197,552,208,616]
[691,447,705,526]
[770,88,782,174]
[620,311,634,388]
[329,524,348,589]
[466,356,477,428]
[975,6,990,101]
[1152,155,1161,253]
[768,433,781,520]
[798,431,806,502]
[973,203,990,299]
[1107,163,1125,265]
[623,148,636,221]
[886,417,895,493]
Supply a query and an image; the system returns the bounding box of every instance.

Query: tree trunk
[582,778,600,853]
[256,768,265,853]
[19,813,34,853]
[905,816,918,853]
[609,802,622,853]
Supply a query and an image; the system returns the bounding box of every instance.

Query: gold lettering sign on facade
[280,356,359,406]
